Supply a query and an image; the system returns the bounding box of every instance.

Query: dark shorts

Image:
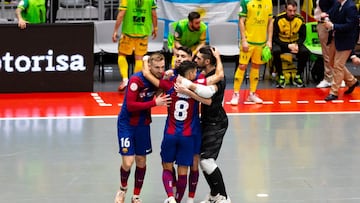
[117,123,152,156]
[200,119,228,160]
[160,133,194,166]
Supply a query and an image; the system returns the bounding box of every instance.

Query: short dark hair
[286,0,297,8]
[177,60,197,76]
[188,11,201,22]
[177,46,192,57]
[199,45,217,66]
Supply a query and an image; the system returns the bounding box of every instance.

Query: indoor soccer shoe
[114,188,127,203]
[131,195,142,203]
[230,93,239,105]
[292,75,304,87]
[164,196,176,203]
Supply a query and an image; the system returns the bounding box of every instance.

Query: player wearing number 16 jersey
[115,53,171,203]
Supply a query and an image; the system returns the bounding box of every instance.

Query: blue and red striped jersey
[118,72,157,126]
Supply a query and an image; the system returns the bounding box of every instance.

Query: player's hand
[155,93,171,106]
[142,55,151,74]
[241,40,249,52]
[163,69,174,80]
[210,46,221,59]
[352,56,360,66]
[266,41,272,50]
[151,29,157,39]
[18,19,28,29]
[143,55,150,62]
[112,32,119,42]
[174,82,190,95]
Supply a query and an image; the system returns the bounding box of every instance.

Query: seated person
[168,11,207,67]
[272,0,309,88]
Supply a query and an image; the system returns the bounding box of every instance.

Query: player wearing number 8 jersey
[115,53,171,203]
[143,58,217,203]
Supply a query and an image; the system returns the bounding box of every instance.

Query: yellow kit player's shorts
[118,34,149,56]
[239,43,266,65]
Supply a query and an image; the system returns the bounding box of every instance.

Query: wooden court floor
[1,88,360,203]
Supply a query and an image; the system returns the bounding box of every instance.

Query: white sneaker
[164,196,176,203]
[247,93,263,103]
[186,197,194,203]
[316,79,331,88]
[199,194,212,203]
[340,80,346,87]
[131,195,142,203]
[114,188,127,203]
[230,93,239,105]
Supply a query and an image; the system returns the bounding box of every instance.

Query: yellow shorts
[239,43,265,65]
[118,34,148,56]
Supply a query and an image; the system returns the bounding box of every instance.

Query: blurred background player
[112,0,158,91]
[230,0,273,105]
[168,11,207,67]
[15,0,46,29]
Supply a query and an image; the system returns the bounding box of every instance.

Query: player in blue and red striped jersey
[143,57,217,203]
[115,53,171,203]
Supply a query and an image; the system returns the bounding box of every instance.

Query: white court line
[297,100,309,104]
[279,101,291,104]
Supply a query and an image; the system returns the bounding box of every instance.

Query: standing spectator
[314,0,346,88]
[322,0,359,101]
[45,0,58,23]
[112,0,158,91]
[229,0,273,105]
[15,0,46,29]
[169,11,207,66]
[272,0,310,88]
[114,53,171,203]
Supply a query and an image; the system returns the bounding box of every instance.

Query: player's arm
[175,83,212,105]
[177,76,217,99]
[193,31,207,56]
[126,78,170,112]
[151,8,158,39]
[142,56,160,87]
[266,15,274,49]
[204,47,224,85]
[239,16,249,52]
[15,7,27,29]
[112,9,126,42]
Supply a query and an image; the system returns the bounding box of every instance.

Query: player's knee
[200,158,217,175]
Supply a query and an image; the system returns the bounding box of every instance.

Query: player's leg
[200,120,230,202]
[131,125,152,203]
[175,135,194,203]
[117,35,134,91]
[115,123,136,203]
[160,134,177,202]
[133,37,149,73]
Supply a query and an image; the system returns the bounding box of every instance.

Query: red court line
[0,88,360,118]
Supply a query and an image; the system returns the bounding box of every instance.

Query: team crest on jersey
[122,148,128,153]
[130,83,138,91]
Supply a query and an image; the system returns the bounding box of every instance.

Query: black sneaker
[277,75,286,88]
[293,75,305,87]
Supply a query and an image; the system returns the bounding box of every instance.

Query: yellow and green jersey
[174,19,207,49]
[120,0,157,37]
[17,0,46,24]
[239,0,272,44]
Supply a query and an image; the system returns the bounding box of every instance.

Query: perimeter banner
[0,23,94,93]
[157,0,240,23]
